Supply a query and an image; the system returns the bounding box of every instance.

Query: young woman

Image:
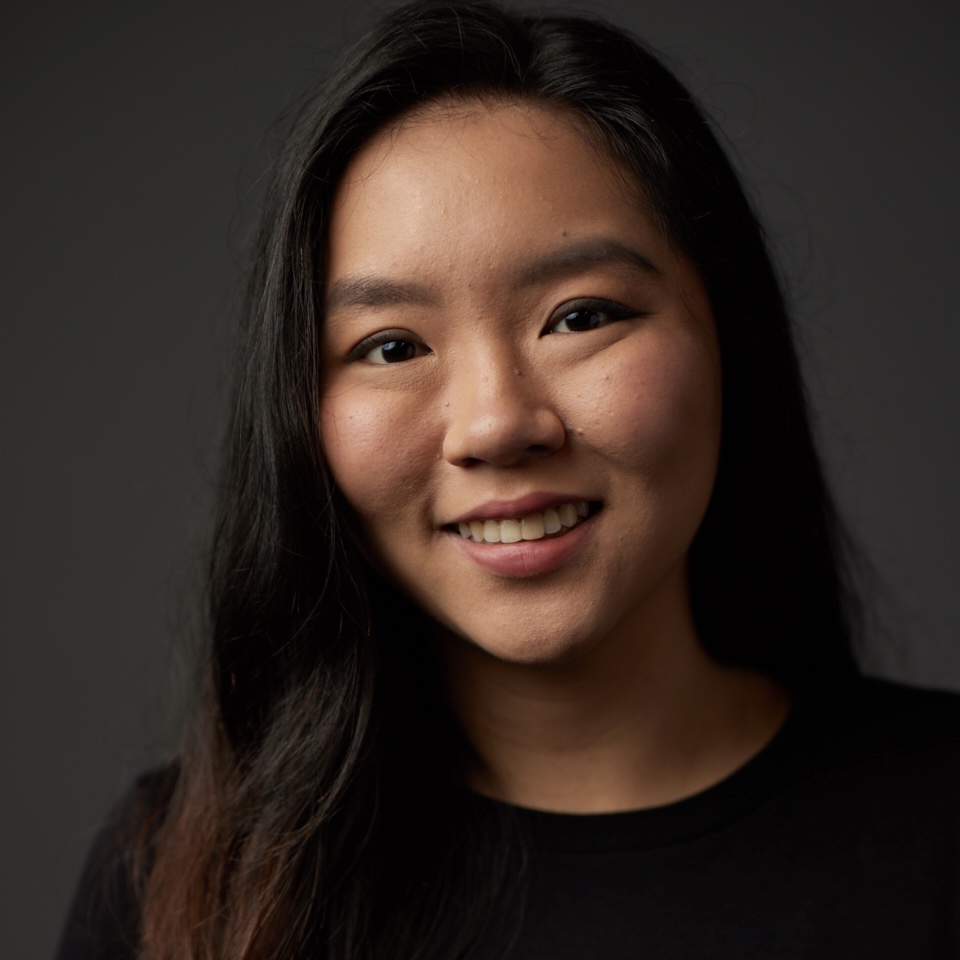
[58,1,960,958]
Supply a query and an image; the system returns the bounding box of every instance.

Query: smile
[453,501,598,544]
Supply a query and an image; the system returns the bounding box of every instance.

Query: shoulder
[799,675,960,817]
[55,765,178,960]
[827,674,960,752]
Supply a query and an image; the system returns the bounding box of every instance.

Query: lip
[447,509,598,578]
[446,491,595,525]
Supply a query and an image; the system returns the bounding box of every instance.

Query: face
[320,101,722,666]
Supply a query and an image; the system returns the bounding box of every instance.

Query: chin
[440,609,613,668]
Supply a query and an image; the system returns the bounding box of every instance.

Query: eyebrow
[324,236,660,315]
[324,275,438,314]
[514,237,661,288]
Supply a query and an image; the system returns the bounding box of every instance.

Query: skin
[321,100,789,813]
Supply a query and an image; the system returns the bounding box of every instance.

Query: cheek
[568,330,722,479]
[319,387,436,521]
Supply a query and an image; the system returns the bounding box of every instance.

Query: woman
[58,1,960,958]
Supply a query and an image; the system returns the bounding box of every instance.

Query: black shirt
[494,677,960,958]
[57,677,960,959]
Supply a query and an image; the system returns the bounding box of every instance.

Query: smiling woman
[57,2,960,959]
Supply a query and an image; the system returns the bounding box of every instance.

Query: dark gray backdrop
[3,1,958,956]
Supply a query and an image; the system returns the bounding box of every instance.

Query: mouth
[445,500,603,544]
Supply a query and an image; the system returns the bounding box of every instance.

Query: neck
[439,565,790,813]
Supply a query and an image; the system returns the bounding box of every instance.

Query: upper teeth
[457,501,591,544]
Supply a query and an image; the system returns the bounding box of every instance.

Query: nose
[441,358,567,468]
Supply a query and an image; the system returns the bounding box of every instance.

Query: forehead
[326,100,661,282]
[340,98,638,193]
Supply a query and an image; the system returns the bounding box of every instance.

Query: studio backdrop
[2,1,957,956]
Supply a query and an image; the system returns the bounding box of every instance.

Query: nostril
[529,442,564,457]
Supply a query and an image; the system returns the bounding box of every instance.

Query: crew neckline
[470,687,832,854]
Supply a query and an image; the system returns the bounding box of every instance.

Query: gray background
[3,0,958,955]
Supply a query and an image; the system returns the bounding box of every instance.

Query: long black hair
[137,2,860,958]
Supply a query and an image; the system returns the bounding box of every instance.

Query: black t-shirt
[57,677,960,959]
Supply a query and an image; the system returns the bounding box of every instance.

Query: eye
[365,339,420,364]
[350,331,429,365]
[547,298,639,334]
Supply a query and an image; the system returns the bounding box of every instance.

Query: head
[319,97,723,672]
[219,0,857,716]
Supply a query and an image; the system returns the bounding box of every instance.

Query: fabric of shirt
[488,677,960,959]
[56,676,960,959]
